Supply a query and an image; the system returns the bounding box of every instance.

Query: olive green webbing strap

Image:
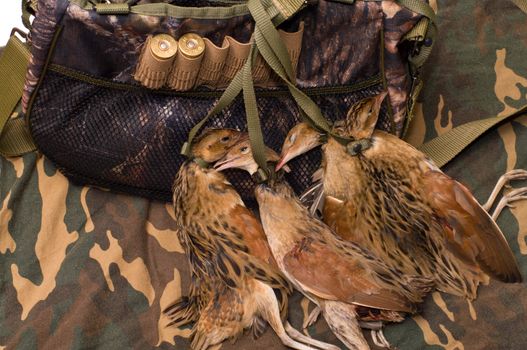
[417,106,527,168]
[397,0,437,71]
[398,0,437,137]
[21,0,37,30]
[180,0,309,161]
[180,67,244,157]
[248,0,350,144]
[0,116,36,156]
[242,44,271,177]
[0,34,37,157]
[244,0,346,175]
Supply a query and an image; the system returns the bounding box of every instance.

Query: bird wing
[211,205,292,294]
[321,195,370,244]
[283,235,416,312]
[422,170,522,283]
[228,205,277,266]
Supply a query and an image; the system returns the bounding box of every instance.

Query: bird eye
[220,136,231,143]
[240,146,250,154]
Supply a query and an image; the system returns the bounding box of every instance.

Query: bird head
[343,92,387,140]
[191,128,245,163]
[214,137,291,175]
[276,123,325,171]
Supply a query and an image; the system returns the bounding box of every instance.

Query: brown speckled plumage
[278,94,522,301]
[254,181,432,350]
[167,129,337,350]
[216,140,432,349]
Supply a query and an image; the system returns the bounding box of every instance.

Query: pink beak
[214,156,239,172]
[275,154,289,172]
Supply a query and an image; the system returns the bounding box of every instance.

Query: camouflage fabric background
[1,0,527,349]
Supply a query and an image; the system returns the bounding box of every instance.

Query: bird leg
[360,321,394,349]
[490,186,527,221]
[302,306,322,330]
[322,301,370,350]
[482,169,527,212]
[285,321,340,350]
[370,329,396,350]
[260,285,337,350]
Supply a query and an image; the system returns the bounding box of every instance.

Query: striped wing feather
[423,170,522,283]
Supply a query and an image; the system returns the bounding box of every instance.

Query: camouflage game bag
[0,0,436,202]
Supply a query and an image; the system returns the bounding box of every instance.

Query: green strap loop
[95,3,131,15]
[242,44,271,178]
[417,105,527,168]
[397,0,437,136]
[247,0,295,82]
[21,0,36,30]
[180,0,308,157]
[249,0,351,146]
[397,0,436,22]
[397,0,437,71]
[0,34,37,157]
[180,66,244,157]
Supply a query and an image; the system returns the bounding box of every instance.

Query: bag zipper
[48,63,383,98]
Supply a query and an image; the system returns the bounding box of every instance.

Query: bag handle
[417,106,527,168]
[0,32,37,157]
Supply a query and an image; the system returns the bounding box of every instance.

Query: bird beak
[214,156,241,172]
[275,153,291,172]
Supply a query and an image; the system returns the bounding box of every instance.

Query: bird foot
[285,321,340,350]
[491,186,527,221]
[371,329,396,349]
[303,306,322,330]
[483,169,527,212]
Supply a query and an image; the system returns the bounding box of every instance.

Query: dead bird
[215,141,433,350]
[166,128,337,350]
[276,93,523,303]
[215,135,291,174]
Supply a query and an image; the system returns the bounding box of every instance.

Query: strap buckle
[11,27,28,40]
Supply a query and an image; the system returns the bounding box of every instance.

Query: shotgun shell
[134,34,178,89]
[178,33,205,59]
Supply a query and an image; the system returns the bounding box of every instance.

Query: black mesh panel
[30,70,387,205]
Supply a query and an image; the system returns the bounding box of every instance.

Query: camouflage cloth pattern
[2,0,527,349]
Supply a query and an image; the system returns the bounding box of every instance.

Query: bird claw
[371,329,396,349]
[484,169,527,211]
[303,306,322,330]
[285,321,340,350]
[491,187,527,221]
